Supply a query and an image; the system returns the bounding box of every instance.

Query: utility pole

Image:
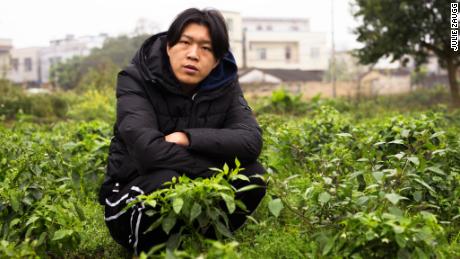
[331,0,336,98]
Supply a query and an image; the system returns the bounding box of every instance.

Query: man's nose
[186,44,199,61]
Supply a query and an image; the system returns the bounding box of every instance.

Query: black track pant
[103,161,266,254]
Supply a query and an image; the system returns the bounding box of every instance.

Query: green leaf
[407,156,419,166]
[9,218,21,228]
[430,131,445,139]
[144,216,163,234]
[391,224,405,234]
[318,192,331,205]
[394,152,405,160]
[395,234,407,248]
[220,193,235,214]
[388,206,403,218]
[235,158,241,168]
[74,203,86,221]
[215,221,233,238]
[172,198,184,214]
[426,166,445,176]
[52,229,74,241]
[373,141,386,146]
[401,129,410,138]
[190,203,202,222]
[236,184,261,193]
[223,163,229,174]
[25,216,39,226]
[413,178,435,193]
[10,194,20,212]
[268,198,284,218]
[372,171,384,182]
[413,191,423,202]
[385,193,407,205]
[232,174,250,182]
[145,199,157,208]
[322,237,334,255]
[166,233,181,250]
[162,213,177,235]
[389,139,404,145]
[336,133,352,138]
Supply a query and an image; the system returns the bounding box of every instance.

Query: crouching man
[98,8,267,254]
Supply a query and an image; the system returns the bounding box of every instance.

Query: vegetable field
[1,91,459,258]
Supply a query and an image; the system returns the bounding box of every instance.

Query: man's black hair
[167,8,229,60]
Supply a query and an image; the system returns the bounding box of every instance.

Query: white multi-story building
[221,12,328,70]
[8,47,42,85]
[40,34,107,83]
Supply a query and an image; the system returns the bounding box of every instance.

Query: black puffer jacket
[99,32,263,203]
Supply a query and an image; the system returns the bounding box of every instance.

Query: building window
[310,47,320,58]
[257,48,266,60]
[285,46,291,60]
[266,25,272,31]
[256,25,263,31]
[24,58,32,72]
[291,25,299,31]
[226,18,233,32]
[11,58,19,71]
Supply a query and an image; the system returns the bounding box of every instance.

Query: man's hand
[165,132,190,147]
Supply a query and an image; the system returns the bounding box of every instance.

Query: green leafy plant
[130,159,263,255]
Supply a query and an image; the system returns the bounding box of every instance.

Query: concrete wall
[241,75,413,99]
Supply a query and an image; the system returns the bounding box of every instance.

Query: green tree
[353,0,460,106]
[50,56,83,90]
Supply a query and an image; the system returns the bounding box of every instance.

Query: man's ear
[166,44,171,57]
[212,59,220,69]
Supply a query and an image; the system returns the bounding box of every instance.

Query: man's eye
[179,40,190,45]
[202,46,212,51]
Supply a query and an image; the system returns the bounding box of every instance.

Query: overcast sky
[1,0,361,50]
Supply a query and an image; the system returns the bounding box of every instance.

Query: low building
[239,68,326,97]
[239,68,323,85]
[0,39,12,78]
[8,47,42,86]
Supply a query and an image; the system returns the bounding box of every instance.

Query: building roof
[243,17,309,23]
[240,68,323,81]
[239,68,324,84]
[0,39,12,52]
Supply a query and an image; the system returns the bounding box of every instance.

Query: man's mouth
[183,65,198,73]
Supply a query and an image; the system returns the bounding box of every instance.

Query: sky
[0,0,361,51]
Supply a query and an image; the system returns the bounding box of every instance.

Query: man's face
[167,23,219,87]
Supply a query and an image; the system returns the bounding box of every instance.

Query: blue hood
[198,52,238,91]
